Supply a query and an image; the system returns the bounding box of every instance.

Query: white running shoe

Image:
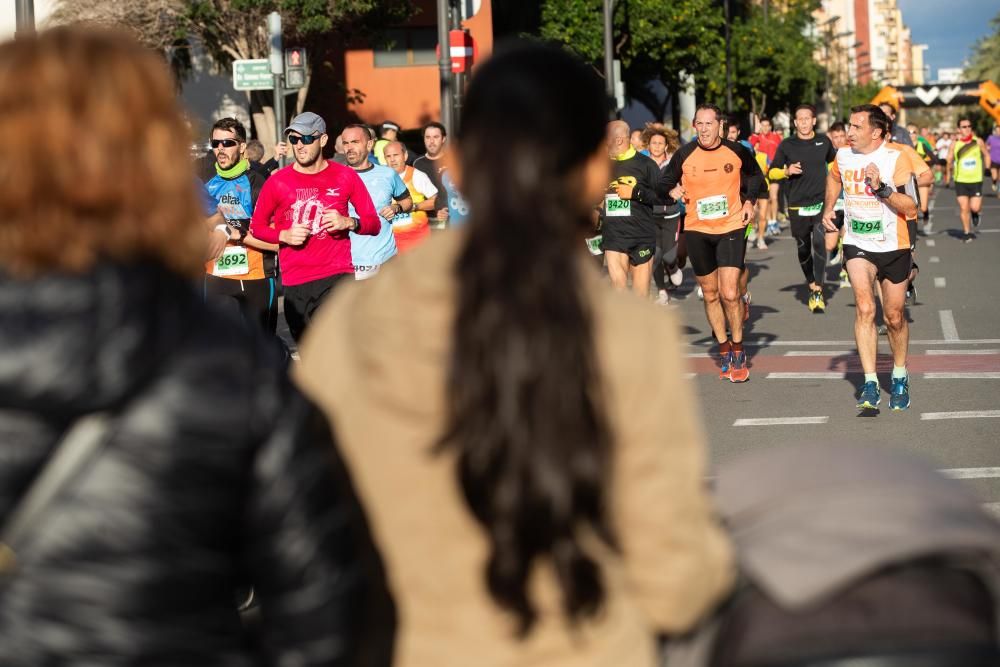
[669,267,683,286]
[655,290,670,306]
[756,237,768,250]
[697,285,704,300]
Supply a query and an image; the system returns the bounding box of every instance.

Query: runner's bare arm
[243,233,279,253]
[821,171,842,231]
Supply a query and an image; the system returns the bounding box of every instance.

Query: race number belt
[585,235,603,256]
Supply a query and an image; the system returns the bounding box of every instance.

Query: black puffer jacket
[0,263,382,666]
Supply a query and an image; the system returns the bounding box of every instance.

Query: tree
[964,10,1000,84]
[52,0,413,151]
[702,1,824,118]
[539,0,725,123]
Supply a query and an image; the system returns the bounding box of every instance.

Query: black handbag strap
[0,413,112,575]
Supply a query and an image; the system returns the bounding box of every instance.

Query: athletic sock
[892,366,908,380]
[718,339,732,356]
[731,341,743,354]
[864,372,879,384]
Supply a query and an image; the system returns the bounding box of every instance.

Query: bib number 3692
[214,246,250,277]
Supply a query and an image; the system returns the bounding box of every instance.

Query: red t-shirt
[250,162,380,287]
[750,131,782,164]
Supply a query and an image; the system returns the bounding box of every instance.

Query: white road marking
[929,256,940,263]
[687,338,1000,348]
[934,277,946,288]
[977,229,999,233]
[734,416,829,426]
[941,465,1000,477]
[924,372,1000,379]
[784,350,856,356]
[925,239,936,247]
[767,372,844,380]
[939,310,960,341]
[926,349,1000,355]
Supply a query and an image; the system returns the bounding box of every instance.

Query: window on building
[374,28,438,68]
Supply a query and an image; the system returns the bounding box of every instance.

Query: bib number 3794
[849,218,884,240]
[214,246,250,277]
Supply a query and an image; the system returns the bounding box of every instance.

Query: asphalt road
[667,179,1000,508]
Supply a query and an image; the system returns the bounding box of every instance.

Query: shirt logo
[326,188,340,197]
[815,142,824,146]
[724,163,734,173]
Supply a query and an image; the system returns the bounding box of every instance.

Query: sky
[898,0,997,80]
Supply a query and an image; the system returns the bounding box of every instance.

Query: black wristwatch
[874,182,894,199]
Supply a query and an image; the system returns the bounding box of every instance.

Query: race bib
[961,158,978,170]
[605,194,630,217]
[214,246,250,277]
[696,194,729,220]
[585,235,603,256]
[849,217,885,241]
[799,202,823,216]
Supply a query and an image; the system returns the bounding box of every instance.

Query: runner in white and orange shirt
[822,104,918,412]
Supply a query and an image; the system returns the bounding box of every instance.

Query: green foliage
[964,10,1000,84]
[704,0,824,116]
[840,80,883,116]
[540,0,724,92]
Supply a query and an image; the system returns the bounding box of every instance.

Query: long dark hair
[438,42,615,636]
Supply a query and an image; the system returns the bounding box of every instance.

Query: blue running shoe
[857,381,881,409]
[890,376,911,410]
[718,350,732,379]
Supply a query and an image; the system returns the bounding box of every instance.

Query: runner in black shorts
[661,104,762,383]
[600,120,663,297]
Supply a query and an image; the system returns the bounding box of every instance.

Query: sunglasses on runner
[288,134,321,145]
[210,139,240,148]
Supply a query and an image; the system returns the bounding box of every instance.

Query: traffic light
[284,48,306,89]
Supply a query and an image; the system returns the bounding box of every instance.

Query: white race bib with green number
[961,158,978,170]
[585,235,603,256]
[799,202,823,216]
[214,246,250,277]
[849,217,885,241]
[696,194,729,220]
[605,194,630,217]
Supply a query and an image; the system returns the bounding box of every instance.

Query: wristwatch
[874,182,894,199]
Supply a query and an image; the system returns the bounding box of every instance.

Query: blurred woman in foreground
[296,42,733,666]
[0,28,376,666]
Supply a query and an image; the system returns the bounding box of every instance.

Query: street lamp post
[724,0,733,113]
[603,0,615,104]
[15,0,35,39]
[437,0,454,133]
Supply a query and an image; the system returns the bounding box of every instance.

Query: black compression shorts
[955,181,983,198]
[843,245,913,285]
[684,227,748,276]
[602,237,655,265]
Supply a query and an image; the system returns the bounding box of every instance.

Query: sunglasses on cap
[288,134,321,145]
[211,139,240,148]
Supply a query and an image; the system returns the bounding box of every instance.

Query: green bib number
[849,218,884,239]
[696,194,728,221]
[799,202,823,216]
[585,235,603,256]
[214,246,250,277]
[605,194,630,217]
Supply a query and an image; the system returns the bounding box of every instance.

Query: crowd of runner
[200,101,995,412]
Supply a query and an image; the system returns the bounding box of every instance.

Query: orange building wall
[344,0,493,130]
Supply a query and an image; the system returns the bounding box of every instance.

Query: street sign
[460,0,482,20]
[233,59,273,91]
[448,30,476,73]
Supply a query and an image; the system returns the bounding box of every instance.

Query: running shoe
[756,237,768,250]
[668,266,683,287]
[839,269,850,287]
[718,349,732,379]
[808,290,825,313]
[697,285,704,300]
[742,292,751,322]
[856,381,881,409]
[972,212,981,228]
[766,220,781,236]
[728,350,750,383]
[877,324,888,336]
[963,233,975,243]
[655,290,670,306]
[889,376,911,410]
